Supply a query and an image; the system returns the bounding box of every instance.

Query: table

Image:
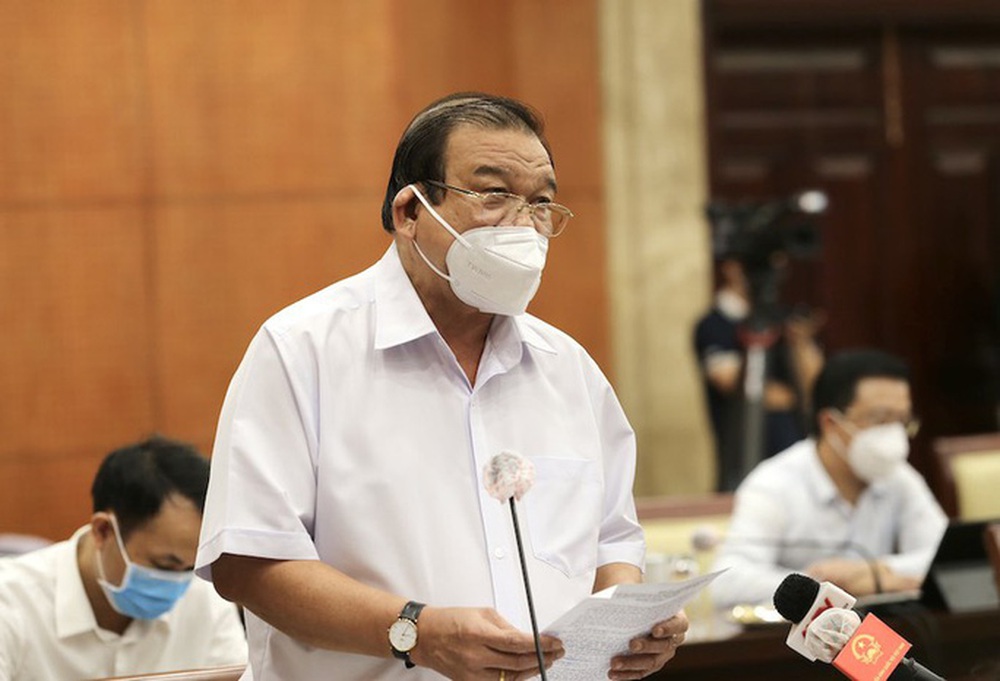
[651,605,1000,681]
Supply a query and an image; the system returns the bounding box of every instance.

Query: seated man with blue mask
[0,436,246,680]
[711,349,948,608]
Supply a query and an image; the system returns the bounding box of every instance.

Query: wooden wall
[0,1,606,540]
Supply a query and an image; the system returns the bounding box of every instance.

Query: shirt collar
[509,315,557,355]
[806,439,891,507]
[373,243,440,350]
[55,526,174,640]
[372,243,557,357]
[803,439,844,507]
[55,527,98,639]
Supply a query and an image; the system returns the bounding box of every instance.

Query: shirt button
[494,547,506,559]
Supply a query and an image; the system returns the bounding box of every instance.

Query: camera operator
[695,193,826,492]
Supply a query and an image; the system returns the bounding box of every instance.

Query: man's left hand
[606,610,689,680]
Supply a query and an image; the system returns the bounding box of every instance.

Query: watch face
[389,618,418,652]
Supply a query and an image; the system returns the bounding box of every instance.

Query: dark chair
[985,523,1000,596]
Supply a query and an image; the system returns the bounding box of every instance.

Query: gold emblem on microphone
[850,634,883,665]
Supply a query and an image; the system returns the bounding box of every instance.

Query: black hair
[810,349,911,435]
[90,435,210,539]
[380,91,552,233]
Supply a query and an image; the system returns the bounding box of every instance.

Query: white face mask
[716,289,749,321]
[831,419,909,483]
[408,185,548,316]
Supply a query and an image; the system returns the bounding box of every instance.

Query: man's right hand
[410,606,564,681]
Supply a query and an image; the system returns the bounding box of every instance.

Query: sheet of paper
[542,571,723,681]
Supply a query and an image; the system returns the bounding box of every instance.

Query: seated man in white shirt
[711,349,948,608]
[0,436,247,681]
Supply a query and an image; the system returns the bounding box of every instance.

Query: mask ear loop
[94,513,133,592]
[407,184,476,282]
[408,184,473,248]
[819,411,855,474]
[411,239,452,282]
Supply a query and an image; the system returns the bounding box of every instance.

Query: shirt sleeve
[586,357,645,570]
[196,327,322,581]
[880,468,948,578]
[710,476,793,608]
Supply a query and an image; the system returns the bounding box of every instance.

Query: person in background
[711,349,947,608]
[0,436,247,680]
[694,257,824,491]
[196,92,688,681]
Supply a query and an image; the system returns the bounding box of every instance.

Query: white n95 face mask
[834,421,909,484]
[408,185,548,316]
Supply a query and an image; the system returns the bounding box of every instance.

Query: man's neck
[399,240,493,385]
[428,302,493,386]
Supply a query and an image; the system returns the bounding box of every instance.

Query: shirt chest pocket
[523,457,603,578]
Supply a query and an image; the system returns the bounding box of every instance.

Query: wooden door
[702,0,1000,481]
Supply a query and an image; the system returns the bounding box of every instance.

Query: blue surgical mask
[95,514,193,620]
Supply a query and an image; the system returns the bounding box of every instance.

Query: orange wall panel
[0,208,155,461]
[152,197,389,444]
[0,453,107,540]
[0,2,144,202]
[0,0,606,539]
[143,0,397,196]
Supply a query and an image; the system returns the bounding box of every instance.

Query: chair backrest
[986,523,1000,595]
[932,432,1000,519]
[97,665,245,681]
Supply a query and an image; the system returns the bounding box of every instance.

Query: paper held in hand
[542,570,725,681]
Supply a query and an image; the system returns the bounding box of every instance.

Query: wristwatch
[388,600,426,669]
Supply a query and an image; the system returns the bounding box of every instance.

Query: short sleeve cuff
[596,539,645,570]
[195,528,321,581]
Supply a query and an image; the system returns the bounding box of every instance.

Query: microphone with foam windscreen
[772,572,856,660]
[774,574,946,681]
[483,451,547,681]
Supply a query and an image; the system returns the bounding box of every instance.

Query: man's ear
[816,408,838,439]
[392,185,420,238]
[90,513,114,549]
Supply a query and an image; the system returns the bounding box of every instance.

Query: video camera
[705,190,827,326]
[706,190,826,272]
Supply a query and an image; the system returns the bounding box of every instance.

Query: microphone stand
[508,497,547,680]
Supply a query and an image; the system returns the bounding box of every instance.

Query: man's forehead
[443,125,554,182]
[850,376,911,407]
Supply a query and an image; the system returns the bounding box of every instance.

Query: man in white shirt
[196,92,688,681]
[711,349,948,608]
[0,436,247,680]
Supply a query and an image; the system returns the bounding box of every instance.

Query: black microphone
[774,574,945,681]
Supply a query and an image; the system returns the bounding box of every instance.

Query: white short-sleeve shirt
[196,244,645,681]
[0,527,247,681]
[711,438,948,608]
